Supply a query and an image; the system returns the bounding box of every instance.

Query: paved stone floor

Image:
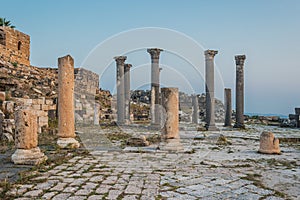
[2,124,300,199]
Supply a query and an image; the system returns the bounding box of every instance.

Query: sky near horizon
[1,0,300,115]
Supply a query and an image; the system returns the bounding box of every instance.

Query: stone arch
[18,41,22,51]
[0,29,6,46]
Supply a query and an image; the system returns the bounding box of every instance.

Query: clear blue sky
[2,0,300,115]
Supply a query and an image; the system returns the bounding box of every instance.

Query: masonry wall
[74,68,100,124]
[0,27,30,66]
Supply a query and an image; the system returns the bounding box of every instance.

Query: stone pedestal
[147,48,163,128]
[234,55,246,129]
[114,56,127,125]
[161,88,179,139]
[258,131,281,154]
[192,94,199,124]
[224,88,232,127]
[124,63,131,124]
[57,55,80,148]
[12,109,47,165]
[204,50,219,131]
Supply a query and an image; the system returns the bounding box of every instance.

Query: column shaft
[161,88,179,139]
[114,56,127,125]
[147,48,163,127]
[205,50,218,131]
[234,55,246,128]
[124,64,131,123]
[224,88,232,127]
[192,95,199,124]
[58,55,75,138]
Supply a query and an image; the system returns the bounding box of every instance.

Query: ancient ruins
[0,22,299,200]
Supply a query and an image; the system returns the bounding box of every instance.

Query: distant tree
[0,18,16,28]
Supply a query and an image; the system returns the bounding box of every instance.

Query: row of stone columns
[114,56,131,125]
[203,50,246,129]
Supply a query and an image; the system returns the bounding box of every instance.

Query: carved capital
[204,50,218,59]
[124,63,132,71]
[235,55,246,65]
[114,56,127,65]
[147,48,163,59]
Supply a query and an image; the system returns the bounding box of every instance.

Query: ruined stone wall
[0,27,30,66]
[74,68,99,124]
[15,98,56,133]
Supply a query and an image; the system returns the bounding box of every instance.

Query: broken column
[204,50,218,131]
[11,109,47,165]
[234,55,246,128]
[161,88,179,139]
[192,94,199,124]
[224,88,232,127]
[114,56,127,125]
[147,48,163,128]
[124,63,132,124]
[258,131,281,154]
[94,103,100,125]
[57,55,80,148]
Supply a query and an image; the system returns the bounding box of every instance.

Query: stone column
[0,111,4,138]
[94,103,100,125]
[192,94,199,124]
[224,88,232,127]
[114,56,127,125]
[147,48,163,128]
[11,109,47,165]
[234,55,246,128]
[294,108,300,128]
[57,55,80,148]
[124,63,132,124]
[161,88,179,139]
[204,50,218,131]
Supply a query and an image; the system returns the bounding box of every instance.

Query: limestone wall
[74,68,100,124]
[0,27,30,66]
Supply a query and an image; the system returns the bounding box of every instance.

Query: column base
[57,137,80,148]
[11,147,47,165]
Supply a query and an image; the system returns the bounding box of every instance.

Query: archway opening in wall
[18,41,22,50]
[0,29,5,46]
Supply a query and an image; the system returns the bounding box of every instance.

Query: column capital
[204,50,218,59]
[114,56,127,65]
[147,48,163,59]
[235,55,246,65]
[124,63,132,71]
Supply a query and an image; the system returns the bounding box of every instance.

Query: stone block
[258,131,281,154]
[0,91,6,101]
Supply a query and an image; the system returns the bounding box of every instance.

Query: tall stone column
[147,48,163,128]
[12,109,47,165]
[192,94,199,124]
[161,88,179,139]
[224,88,232,127]
[234,55,246,128]
[57,55,80,148]
[124,63,132,124]
[94,103,100,125]
[114,56,127,125]
[204,50,218,131]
